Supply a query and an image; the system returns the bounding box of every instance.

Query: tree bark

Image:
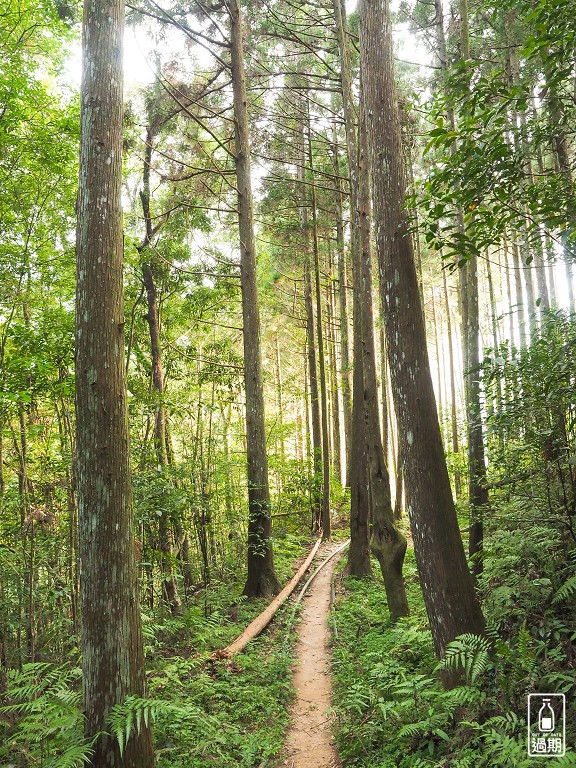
[347,117,372,577]
[327,250,343,485]
[75,0,155,761]
[230,0,280,598]
[308,126,331,539]
[139,127,181,616]
[464,253,489,578]
[332,135,352,486]
[302,174,322,530]
[458,0,489,578]
[359,0,485,674]
[442,267,462,497]
[359,101,408,617]
[511,239,527,347]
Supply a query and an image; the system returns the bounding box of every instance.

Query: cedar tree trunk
[359,0,485,674]
[75,0,155,763]
[230,0,280,598]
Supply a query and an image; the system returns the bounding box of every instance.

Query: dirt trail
[282,541,344,768]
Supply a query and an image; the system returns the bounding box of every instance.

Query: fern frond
[441,634,490,685]
[44,741,94,768]
[108,695,214,755]
[553,574,576,603]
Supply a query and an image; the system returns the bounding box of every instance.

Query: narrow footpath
[282,541,344,768]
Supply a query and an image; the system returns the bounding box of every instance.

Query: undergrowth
[330,543,576,767]
[0,531,310,767]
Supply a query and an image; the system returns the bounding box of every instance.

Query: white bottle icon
[538,699,555,732]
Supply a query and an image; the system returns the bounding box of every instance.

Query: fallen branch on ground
[211,536,323,659]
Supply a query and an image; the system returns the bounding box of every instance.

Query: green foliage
[135,571,297,767]
[331,542,576,767]
[0,568,298,767]
[441,634,491,686]
[414,0,576,266]
[553,573,576,604]
[0,663,93,768]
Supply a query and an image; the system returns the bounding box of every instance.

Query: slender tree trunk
[139,130,181,616]
[379,326,389,455]
[431,288,446,447]
[457,0,490,578]
[484,256,503,409]
[464,254,489,578]
[75,0,154,760]
[536,143,558,308]
[308,126,331,538]
[333,0,361,491]
[501,241,516,346]
[230,0,280,597]
[275,335,285,470]
[332,136,352,485]
[511,240,528,347]
[442,267,462,496]
[347,101,372,578]
[302,176,322,529]
[327,252,343,484]
[485,256,500,352]
[360,0,485,676]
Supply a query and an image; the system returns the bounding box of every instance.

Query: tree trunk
[230,0,280,598]
[457,0,489,578]
[442,267,462,497]
[332,135,352,485]
[499,244,513,347]
[275,335,285,490]
[327,251,343,485]
[511,239,527,347]
[359,101,409,617]
[302,175,322,530]
[359,0,485,675]
[75,0,155,760]
[463,254,489,578]
[308,126,331,539]
[139,129,181,616]
[431,288,446,447]
[333,0,360,491]
[347,109,372,578]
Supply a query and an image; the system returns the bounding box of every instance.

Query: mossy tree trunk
[75,0,155,761]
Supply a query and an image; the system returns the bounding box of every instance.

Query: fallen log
[293,539,350,608]
[282,539,350,643]
[211,536,322,659]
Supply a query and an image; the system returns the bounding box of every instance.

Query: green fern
[553,574,576,603]
[483,730,529,766]
[0,662,92,768]
[108,695,213,756]
[44,741,95,768]
[441,634,491,685]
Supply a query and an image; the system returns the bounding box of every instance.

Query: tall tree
[333,0,371,572]
[359,100,409,617]
[307,123,331,538]
[359,0,485,674]
[230,0,280,597]
[75,0,155,762]
[138,121,182,616]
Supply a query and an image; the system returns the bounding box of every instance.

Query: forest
[0,0,575,765]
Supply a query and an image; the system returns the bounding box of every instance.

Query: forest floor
[282,541,344,768]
